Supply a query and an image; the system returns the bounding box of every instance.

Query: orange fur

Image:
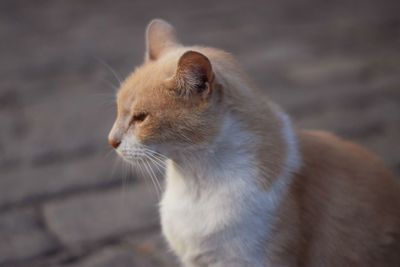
[266,131,400,266]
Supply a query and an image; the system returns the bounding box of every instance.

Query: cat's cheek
[135,118,171,145]
[134,124,155,144]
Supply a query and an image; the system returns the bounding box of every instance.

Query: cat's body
[108,19,400,267]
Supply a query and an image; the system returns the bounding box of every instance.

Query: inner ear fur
[146,19,180,61]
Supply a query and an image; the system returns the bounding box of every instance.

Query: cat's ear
[174,50,214,97]
[145,19,180,61]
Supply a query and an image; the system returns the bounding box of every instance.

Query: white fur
[160,111,300,267]
[275,108,301,181]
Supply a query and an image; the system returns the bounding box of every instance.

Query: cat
[108,19,400,267]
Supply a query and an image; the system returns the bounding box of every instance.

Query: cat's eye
[130,112,148,125]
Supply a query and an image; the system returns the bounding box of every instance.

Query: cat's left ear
[174,50,214,97]
[146,19,180,61]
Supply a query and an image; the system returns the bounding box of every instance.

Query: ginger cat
[108,19,400,267]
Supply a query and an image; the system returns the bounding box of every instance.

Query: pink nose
[108,138,121,149]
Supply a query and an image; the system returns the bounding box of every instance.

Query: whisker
[100,78,120,91]
[145,153,166,177]
[142,147,168,159]
[142,150,171,172]
[118,160,131,204]
[93,56,123,87]
[135,158,147,183]
[143,157,163,194]
[139,158,161,199]
[104,148,116,159]
[144,152,166,170]
[146,161,165,177]
[136,158,157,196]
[109,155,122,180]
[119,162,131,206]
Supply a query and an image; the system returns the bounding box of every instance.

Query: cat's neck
[165,109,300,192]
[168,113,257,183]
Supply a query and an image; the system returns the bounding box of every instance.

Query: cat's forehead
[131,63,171,88]
[116,60,177,112]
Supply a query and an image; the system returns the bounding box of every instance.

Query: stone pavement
[0,0,399,266]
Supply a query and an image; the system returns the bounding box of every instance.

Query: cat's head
[108,19,224,162]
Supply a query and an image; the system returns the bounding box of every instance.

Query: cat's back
[291,130,400,266]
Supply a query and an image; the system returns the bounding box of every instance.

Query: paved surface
[0,0,399,266]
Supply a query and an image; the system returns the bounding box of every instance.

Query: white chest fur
[159,113,299,267]
[161,163,275,267]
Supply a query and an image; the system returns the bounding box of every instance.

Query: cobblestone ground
[1,0,399,266]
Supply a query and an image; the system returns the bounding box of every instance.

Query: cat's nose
[108,138,121,149]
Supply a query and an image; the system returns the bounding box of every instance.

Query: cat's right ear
[145,19,180,61]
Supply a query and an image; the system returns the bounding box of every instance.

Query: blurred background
[0,0,399,266]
